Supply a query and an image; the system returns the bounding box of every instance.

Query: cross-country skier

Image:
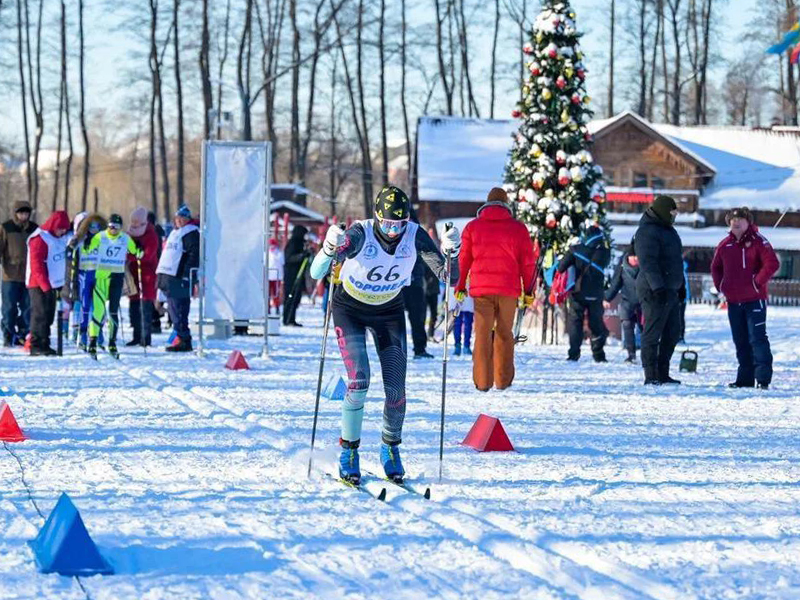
[309,185,461,485]
[85,214,142,359]
[68,213,107,350]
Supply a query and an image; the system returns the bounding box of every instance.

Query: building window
[633,172,648,187]
[651,175,665,189]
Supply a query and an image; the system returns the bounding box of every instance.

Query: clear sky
[0,0,760,152]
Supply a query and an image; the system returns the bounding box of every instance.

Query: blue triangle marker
[321,375,347,401]
[29,493,114,576]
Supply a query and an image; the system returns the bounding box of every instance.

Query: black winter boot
[643,364,660,385]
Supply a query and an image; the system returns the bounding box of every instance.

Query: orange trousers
[472,295,517,391]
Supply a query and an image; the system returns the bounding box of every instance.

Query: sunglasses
[378,218,408,235]
[108,224,122,231]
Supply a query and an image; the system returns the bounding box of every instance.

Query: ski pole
[137,257,147,356]
[307,259,338,478]
[439,222,454,483]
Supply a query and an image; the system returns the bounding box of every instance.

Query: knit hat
[487,187,508,203]
[109,213,123,228]
[374,185,410,221]
[129,206,148,237]
[725,207,753,225]
[175,204,192,219]
[650,195,677,224]
[476,187,512,217]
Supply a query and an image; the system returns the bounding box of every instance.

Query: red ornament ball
[556,76,567,90]
[571,93,581,104]
[512,109,522,118]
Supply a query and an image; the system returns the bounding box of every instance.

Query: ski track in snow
[1,303,800,599]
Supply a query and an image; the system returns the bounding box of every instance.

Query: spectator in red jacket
[455,188,536,391]
[711,207,780,389]
[127,207,160,347]
[26,210,70,356]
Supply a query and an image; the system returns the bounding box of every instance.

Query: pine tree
[504,0,609,257]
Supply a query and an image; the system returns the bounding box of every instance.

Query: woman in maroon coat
[127,207,160,346]
[711,207,780,389]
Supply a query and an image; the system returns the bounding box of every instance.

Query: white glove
[440,226,461,257]
[323,225,346,256]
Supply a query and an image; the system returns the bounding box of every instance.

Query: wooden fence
[687,274,800,307]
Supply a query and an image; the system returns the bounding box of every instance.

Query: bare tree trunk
[78,0,90,211]
[456,0,480,116]
[379,0,389,184]
[697,0,713,124]
[258,0,286,181]
[356,0,373,203]
[216,0,231,139]
[329,55,338,214]
[490,0,500,118]
[660,2,669,122]
[237,0,254,140]
[289,0,300,179]
[61,0,73,212]
[668,0,682,124]
[401,0,412,181]
[434,0,454,113]
[636,0,647,116]
[53,0,66,213]
[174,0,185,205]
[148,0,171,219]
[16,0,31,201]
[149,78,158,217]
[27,0,45,213]
[333,6,371,216]
[608,0,615,117]
[647,0,662,121]
[200,0,213,139]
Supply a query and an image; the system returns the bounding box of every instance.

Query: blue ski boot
[339,439,361,485]
[380,443,405,483]
[453,343,462,356]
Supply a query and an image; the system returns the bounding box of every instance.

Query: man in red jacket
[26,210,70,356]
[455,188,536,391]
[711,208,780,389]
[127,207,160,347]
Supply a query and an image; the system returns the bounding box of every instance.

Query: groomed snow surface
[2,303,800,600]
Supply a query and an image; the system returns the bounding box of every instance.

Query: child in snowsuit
[68,213,107,350]
[605,239,641,363]
[310,185,461,485]
[85,214,142,358]
[450,283,474,356]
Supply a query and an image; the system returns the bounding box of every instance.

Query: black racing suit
[321,221,458,445]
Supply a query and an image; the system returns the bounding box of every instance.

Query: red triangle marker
[0,401,27,442]
[461,414,514,452]
[225,350,250,371]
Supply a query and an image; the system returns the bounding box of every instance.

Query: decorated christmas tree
[503,0,609,258]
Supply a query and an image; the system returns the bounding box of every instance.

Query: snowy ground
[1,302,800,600]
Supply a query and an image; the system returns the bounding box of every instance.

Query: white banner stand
[198,141,273,358]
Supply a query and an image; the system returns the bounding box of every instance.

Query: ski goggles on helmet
[108,222,122,232]
[377,217,408,236]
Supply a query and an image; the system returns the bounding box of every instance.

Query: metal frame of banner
[198,140,273,358]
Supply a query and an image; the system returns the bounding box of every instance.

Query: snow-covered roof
[417,116,517,202]
[419,113,800,213]
[610,224,800,251]
[270,200,325,222]
[272,183,310,195]
[649,123,800,212]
